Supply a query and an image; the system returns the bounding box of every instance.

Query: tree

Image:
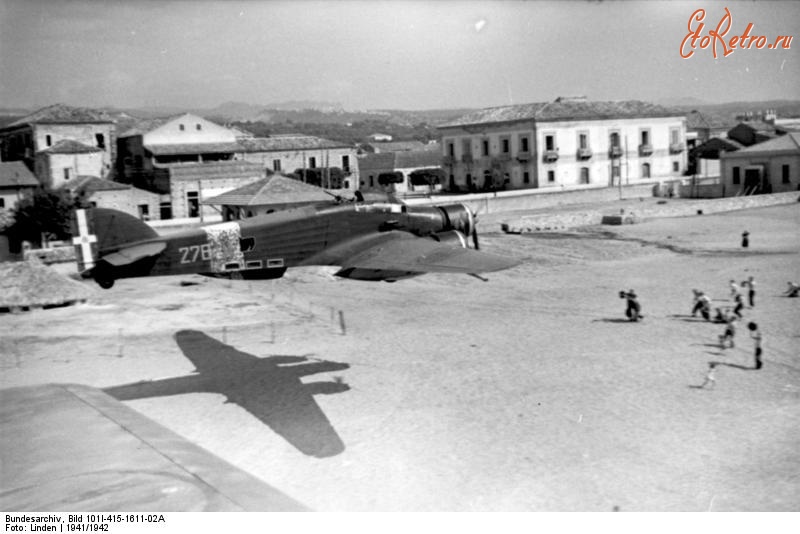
[378,172,404,186]
[291,167,346,188]
[409,168,443,187]
[5,187,90,250]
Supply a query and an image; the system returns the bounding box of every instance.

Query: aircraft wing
[0,384,309,511]
[337,231,520,276]
[102,241,167,266]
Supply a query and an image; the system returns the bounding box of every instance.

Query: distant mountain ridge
[2,99,798,129]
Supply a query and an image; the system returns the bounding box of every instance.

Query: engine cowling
[437,204,477,248]
[430,230,469,248]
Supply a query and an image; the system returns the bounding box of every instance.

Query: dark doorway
[744,168,762,194]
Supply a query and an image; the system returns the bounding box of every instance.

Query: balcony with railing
[669,142,684,154]
[516,150,531,162]
[638,144,653,157]
[543,150,559,163]
[442,155,455,165]
[609,146,623,158]
[461,153,473,164]
[577,147,592,160]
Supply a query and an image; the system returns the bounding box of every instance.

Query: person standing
[747,276,756,307]
[719,314,737,349]
[729,279,740,299]
[698,362,717,389]
[748,322,763,370]
[741,231,750,248]
[733,291,745,319]
[621,290,642,322]
[692,290,712,320]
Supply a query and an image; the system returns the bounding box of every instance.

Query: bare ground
[1,203,799,511]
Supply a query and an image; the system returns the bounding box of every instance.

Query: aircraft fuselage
[90,202,475,285]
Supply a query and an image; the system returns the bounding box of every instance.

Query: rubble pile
[0,260,95,312]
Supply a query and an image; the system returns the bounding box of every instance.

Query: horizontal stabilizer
[102,241,167,266]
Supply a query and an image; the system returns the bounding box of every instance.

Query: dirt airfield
[1,202,799,512]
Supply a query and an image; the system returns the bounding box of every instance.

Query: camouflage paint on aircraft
[204,222,245,272]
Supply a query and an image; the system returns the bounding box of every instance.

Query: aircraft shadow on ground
[592,318,640,323]
[103,329,350,458]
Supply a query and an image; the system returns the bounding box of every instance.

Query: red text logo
[680,7,793,59]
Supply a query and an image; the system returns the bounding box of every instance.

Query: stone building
[69,176,162,221]
[0,161,39,213]
[160,161,266,220]
[34,140,105,189]
[0,104,115,183]
[689,137,745,179]
[438,97,687,192]
[116,113,240,187]
[719,132,800,196]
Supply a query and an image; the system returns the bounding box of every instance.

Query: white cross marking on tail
[72,209,97,268]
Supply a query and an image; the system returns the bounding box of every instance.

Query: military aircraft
[70,198,519,288]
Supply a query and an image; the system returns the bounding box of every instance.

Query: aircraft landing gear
[92,263,115,289]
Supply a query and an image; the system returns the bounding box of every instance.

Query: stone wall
[405,182,657,213]
[500,191,799,233]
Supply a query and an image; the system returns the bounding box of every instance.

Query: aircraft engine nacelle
[437,204,475,240]
[430,230,469,248]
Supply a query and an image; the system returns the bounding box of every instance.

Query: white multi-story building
[438,97,687,192]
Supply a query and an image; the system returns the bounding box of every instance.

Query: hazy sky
[1,0,798,110]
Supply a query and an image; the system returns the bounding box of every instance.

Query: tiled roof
[731,121,781,135]
[0,161,39,188]
[440,99,683,128]
[733,132,800,154]
[202,174,331,206]
[38,139,102,155]
[395,150,441,169]
[236,136,350,152]
[691,137,745,158]
[118,117,175,137]
[118,113,233,138]
[70,176,130,193]
[357,152,396,172]
[164,161,266,182]
[4,104,113,128]
[145,142,241,155]
[145,135,351,156]
[370,140,427,152]
[357,150,441,172]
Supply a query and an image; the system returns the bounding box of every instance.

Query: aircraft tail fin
[71,208,158,272]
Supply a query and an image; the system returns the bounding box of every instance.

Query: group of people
[699,320,762,390]
[692,277,765,389]
[621,271,785,388]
